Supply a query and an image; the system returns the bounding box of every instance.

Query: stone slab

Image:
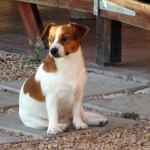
[0,113,139,138]
[0,80,24,94]
[0,91,18,106]
[0,73,147,97]
[85,73,147,97]
[0,80,24,90]
[0,132,24,144]
[84,92,150,119]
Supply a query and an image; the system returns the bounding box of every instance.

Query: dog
[19,22,108,135]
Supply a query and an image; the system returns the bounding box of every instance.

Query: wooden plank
[96,16,121,66]
[17,2,44,47]
[16,0,93,13]
[100,0,150,30]
[16,0,150,30]
[0,0,21,34]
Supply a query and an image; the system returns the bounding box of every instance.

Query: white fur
[19,27,108,135]
[50,27,65,57]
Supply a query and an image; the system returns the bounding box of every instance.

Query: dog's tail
[81,108,108,126]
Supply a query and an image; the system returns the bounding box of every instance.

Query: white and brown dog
[19,22,108,135]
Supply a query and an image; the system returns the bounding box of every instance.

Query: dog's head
[41,22,89,58]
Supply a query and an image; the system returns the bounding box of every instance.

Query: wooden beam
[17,0,150,31]
[96,16,121,66]
[100,0,150,30]
[17,0,93,13]
[17,2,44,47]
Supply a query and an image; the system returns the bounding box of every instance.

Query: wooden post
[17,2,45,48]
[96,16,121,66]
[111,20,122,63]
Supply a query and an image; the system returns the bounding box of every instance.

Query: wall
[0,0,23,34]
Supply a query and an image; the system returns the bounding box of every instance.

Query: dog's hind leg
[81,108,108,126]
[19,111,48,129]
[24,116,48,129]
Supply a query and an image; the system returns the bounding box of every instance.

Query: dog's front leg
[73,92,88,130]
[46,95,61,135]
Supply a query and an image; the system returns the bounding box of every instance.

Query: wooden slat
[18,2,44,47]
[100,0,150,30]
[16,0,150,30]
[16,0,93,13]
[96,16,121,66]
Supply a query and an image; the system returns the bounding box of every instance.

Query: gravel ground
[0,120,150,150]
[0,51,40,81]
[0,52,150,149]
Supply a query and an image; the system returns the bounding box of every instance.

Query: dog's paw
[74,121,88,130]
[59,123,69,132]
[47,124,61,135]
[47,123,69,134]
[98,117,108,126]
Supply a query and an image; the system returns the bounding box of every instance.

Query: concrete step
[0,72,147,97]
[0,132,24,144]
[0,91,18,107]
[84,89,150,120]
[0,113,139,138]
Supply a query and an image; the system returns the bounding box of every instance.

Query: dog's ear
[69,22,89,40]
[41,23,57,41]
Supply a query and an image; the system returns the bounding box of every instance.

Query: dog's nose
[50,48,58,56]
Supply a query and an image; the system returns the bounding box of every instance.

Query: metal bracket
[94,0,99,16]
[94,0,136,16]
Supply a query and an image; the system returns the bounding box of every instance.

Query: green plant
[21,56,32,64]
[32,43,41,63]
[21,43,41,64]
[121,112,139,120]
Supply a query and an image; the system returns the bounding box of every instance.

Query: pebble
[0,52,40,82]
[6,107,19,114]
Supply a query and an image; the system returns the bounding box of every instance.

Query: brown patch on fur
[23,73,45,102]
[48,25,58,48]
[58,25,80,55]
[43,54,57,72]
[41,23,57,40]
[69,22,89,40]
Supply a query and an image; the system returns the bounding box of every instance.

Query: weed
[121,112,139,120]
[22,43,41,64]
[32,43,41,63]
[21,56,32,64]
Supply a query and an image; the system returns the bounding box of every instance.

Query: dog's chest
[37,61,86,98]
[56,83,75,113]
[53,76,76,100]
[39,64,85,116]
[53,74,82,100]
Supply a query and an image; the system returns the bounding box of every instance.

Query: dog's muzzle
[50,48,60,58]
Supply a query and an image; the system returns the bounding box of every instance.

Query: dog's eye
[62,36,69,42]
[49,38,53,43]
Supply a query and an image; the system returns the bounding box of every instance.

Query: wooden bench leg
[17,2,45,48]
[96,16,122,66]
